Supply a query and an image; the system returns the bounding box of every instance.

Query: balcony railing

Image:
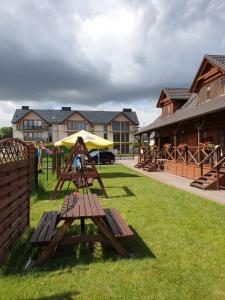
[17,125,47,130]
[23,137,48,142]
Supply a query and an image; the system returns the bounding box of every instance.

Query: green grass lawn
[1,164,225,299]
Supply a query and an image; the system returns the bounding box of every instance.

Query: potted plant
[163,143,171,151]
[178,143,188,151]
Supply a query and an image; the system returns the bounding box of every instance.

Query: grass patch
[1,164,225,299]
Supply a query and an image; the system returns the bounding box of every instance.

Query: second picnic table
[31,193,133,266]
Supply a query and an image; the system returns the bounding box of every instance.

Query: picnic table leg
[80,219,85,235]
[92,218,129,258]
[34,219,73,267]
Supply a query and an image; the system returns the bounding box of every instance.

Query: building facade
[136,54,225,189]
[12,107,139,153]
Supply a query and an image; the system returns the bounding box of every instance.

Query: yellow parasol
[54,130,114,149]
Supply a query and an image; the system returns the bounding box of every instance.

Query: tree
[0,126,13,139]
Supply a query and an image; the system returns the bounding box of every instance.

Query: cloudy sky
[1,0,225,128]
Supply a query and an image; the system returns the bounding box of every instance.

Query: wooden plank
[0,178,29,198]
[92,194,105,217]
[110,208,133,236]
[78,194,86,218]
[83,194,92,217]
[0,168,28,186]
[104,209,121,236]
[36,212,58,243]
[30,213,48,243]
[0,160,28,173]
[88,194,98,216]
[0,186,28,210]
[108,208,127,236]
[0,192,28,222]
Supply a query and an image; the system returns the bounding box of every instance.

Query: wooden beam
[196,67,219,81]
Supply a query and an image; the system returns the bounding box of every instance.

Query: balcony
[17,125,47,131]
[23,137,48,143]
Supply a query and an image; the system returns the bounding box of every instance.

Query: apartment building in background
[11,107,139,153]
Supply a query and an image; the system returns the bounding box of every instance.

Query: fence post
[52,149,56,175]
[28,144,36,227]
[56,148,61,179]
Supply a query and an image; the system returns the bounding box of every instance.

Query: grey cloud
[0,0,225,108]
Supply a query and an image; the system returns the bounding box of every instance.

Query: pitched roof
[136,93,225,135]
[190,54,225,92]
[11,109,139,125]
[206,54,225,72]
[156,87,191,107]
[163,88,192,100]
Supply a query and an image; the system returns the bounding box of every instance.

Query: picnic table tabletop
[59,193,105,219]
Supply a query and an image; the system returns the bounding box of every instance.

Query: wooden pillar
[158,131,161,149]
[56,148,61,179]
[147,132,150,151]
[195,119,204,163]
[173,127,177,160]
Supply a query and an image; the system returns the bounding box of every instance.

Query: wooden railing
[164,145,222,167]
[137,144,225,175]
[211,155,225,189]
[198,145,221,175]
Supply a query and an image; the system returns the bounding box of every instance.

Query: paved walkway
[119,159,225,206]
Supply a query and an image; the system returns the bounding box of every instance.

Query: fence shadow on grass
[100,172,141,178]
[34,180,76,201]
[90,186,135,199]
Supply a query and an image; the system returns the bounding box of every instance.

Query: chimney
[22,106,29,110]
[123,108,132,112]
[61,107,71,111]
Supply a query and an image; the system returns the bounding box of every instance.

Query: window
[104,125,107,132]
[121,133,129,142]
[121,122,129,131]
[112,121,129,131]
[112,121,120,131]
[199,86,206,103]
[23,120,42,130]
[114,144,120,152]
[220,77,225,95]
[199,85,211,103]
[113,133,120,142]
[214,79,220,98]
[104,133,108,140]
[163,105,171,116]
[206,84,211,100]
[121,144,129,153]
[67,120,85,130]
[23,132,42,141]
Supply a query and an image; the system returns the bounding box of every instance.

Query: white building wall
[52,124,67,144]
[12,124,23,140]
[93,124,104,138]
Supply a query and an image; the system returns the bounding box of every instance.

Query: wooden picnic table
[32,193,133,267]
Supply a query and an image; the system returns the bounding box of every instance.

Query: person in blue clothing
[73,154,81,170]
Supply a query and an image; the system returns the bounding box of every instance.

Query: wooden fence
[0,138,37,264]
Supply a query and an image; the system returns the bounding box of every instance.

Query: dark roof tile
[11,109,139,125]
[136,94,225,134]
[163,87,192,100]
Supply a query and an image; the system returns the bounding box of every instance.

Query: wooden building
[136,54,225,190]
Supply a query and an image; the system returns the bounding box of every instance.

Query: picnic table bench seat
[103,208,134,239]
[30,211,58,245]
